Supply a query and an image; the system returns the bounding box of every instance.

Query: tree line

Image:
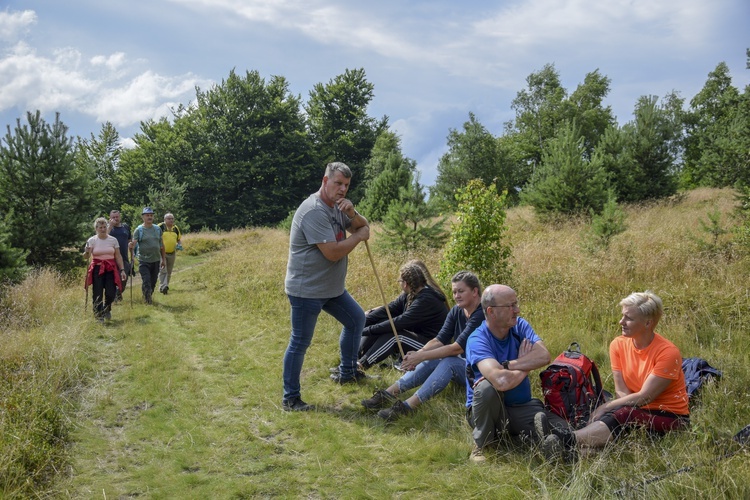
[0,60,748,283]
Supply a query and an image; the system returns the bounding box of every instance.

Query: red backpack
[540,342,606,429]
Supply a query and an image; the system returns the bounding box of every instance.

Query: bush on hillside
[438,179,512,288]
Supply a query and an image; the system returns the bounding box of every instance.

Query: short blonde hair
[94,217,108,229]
[619,291,663,326]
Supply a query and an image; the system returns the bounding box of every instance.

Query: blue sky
[1,0,748,187]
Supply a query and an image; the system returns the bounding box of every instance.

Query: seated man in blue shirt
[465,284,565,462]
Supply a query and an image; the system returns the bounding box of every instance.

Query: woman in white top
[84,217,126,321]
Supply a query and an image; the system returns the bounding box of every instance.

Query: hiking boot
[282,397,313,412]
[144,293,153,305]
[541,434,563,461]
[104,310,112,321]
[377,401,412,421]
[361,389,397,410]
[469,444,487,463]
[533,412,549,442]
[330,369,368,384]
[161,286,169,295]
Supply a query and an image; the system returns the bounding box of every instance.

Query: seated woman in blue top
[361,271,485,421]
[357,260,449,370]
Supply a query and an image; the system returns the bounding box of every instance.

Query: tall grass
[1,187,748,498]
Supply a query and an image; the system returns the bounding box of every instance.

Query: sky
[1,0,748,188]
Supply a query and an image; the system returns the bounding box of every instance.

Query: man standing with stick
[282,162,370,412]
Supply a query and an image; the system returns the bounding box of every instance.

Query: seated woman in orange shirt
[539,291,689,459]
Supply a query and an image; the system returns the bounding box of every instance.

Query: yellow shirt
[159,223,181,253]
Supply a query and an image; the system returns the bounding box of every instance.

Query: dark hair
[404,259,450,309]
[451,270,481,293]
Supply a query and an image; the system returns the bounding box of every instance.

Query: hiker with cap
[538,291,690,461]
[464,284,567,463]
[158,212,182,295]
[282,162,370,412]
[107,209,132,302]
[84,217,127,322]
[128,207,166,305]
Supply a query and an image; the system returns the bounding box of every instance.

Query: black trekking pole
[129,254,135,308]
[615,424,750,497]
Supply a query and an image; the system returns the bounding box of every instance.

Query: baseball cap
[142,207,155,214]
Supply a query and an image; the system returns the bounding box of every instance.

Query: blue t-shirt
[465,317,540,407]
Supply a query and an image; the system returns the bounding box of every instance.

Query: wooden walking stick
[364,240,405,358]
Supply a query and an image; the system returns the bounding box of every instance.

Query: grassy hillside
[1,188,748,498]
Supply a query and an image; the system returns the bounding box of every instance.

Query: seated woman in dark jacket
[358,260,449,370]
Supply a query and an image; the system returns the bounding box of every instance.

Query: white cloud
[0,13,212,129]
[89,70,209,125]
[0,9,37,42]
[91,52,127,72]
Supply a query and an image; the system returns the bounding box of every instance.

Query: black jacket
[363,286,448,340]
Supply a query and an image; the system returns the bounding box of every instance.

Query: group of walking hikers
[83,207,182,322]
[282,161,692,463]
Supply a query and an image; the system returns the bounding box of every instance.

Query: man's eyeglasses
[487,302,519,310]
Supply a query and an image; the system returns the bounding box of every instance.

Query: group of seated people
[353,261,691,463]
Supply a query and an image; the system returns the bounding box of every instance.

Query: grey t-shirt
[135,225,162,263]
[285,193,351,299]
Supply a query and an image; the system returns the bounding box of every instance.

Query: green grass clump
[1,187,749,498]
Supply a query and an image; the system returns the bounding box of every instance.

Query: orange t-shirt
[610,333,689,415]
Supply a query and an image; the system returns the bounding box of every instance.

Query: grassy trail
[46,192,750,498]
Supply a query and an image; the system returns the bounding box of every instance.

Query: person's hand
[160,260,166,269]
[517,338,533,359]
[336,198,356,218]
[400,351,421,371]
[355,224,370,242]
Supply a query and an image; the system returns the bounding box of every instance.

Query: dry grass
[1,187,749,498]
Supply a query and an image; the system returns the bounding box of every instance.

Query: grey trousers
[466,378,567,448]
[159,252,176,291]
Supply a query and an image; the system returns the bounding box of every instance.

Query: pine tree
[0,111,94,271]
[379,174,447,251]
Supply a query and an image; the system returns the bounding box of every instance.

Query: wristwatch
[502,360,510,370]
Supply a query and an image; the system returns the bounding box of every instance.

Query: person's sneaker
[330,369,368,384]
[469,444,487,463]
[541,434,563,461]
[282,397,313,412]
[533,412,549,442]
[361,389,397,410]
[104,310,112,321]
[377,401,413,421]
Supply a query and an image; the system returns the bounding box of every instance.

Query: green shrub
[581,190,627,253]
[438,179,512,288]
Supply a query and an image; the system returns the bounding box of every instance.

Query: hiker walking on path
[538,291,690,461]
[464,284,567,463]
[361,270,483,421]
[282,162,370,412]
[356,260,449,371]
[84,217,126,322]
[128,207,166,305]
[107,209,132,302]
[158,212,181,295]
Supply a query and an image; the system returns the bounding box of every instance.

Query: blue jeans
[397,356,466,404]
[283,291,365,401]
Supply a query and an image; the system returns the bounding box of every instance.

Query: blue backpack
[682,357,722,400]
